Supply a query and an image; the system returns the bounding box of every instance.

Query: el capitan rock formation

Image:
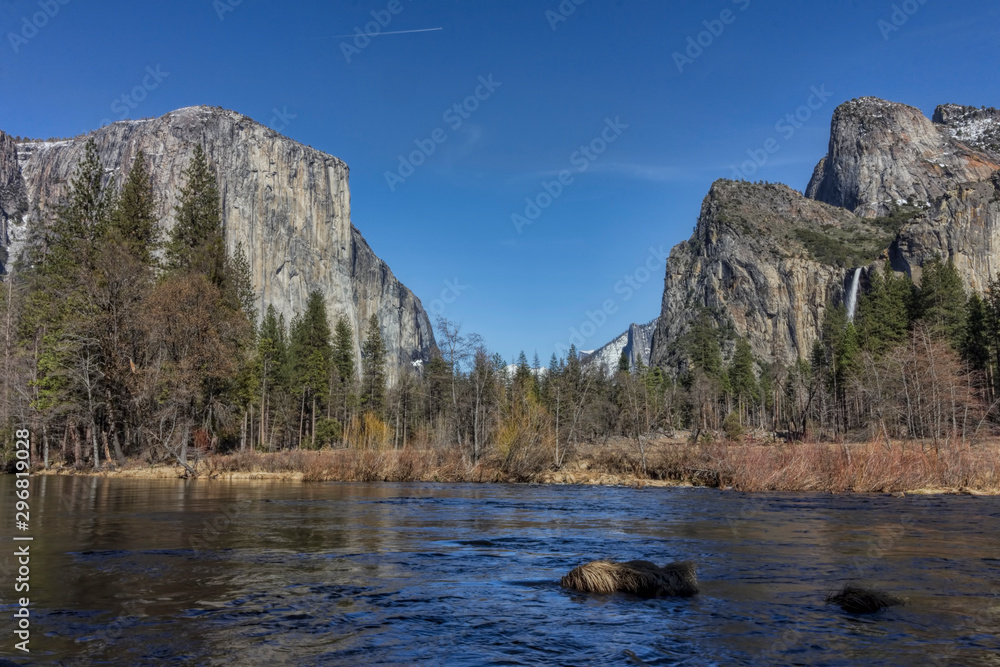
[0,106,435,381]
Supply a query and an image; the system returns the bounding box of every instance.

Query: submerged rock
[826,585,904,613]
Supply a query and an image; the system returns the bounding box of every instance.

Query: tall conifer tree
[361,314,387,414]
[108,150,158,266]
[167,144,225,286]
[855,262,911,357]
[916,256,966,347]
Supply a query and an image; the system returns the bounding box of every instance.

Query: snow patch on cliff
[583,319,657,375]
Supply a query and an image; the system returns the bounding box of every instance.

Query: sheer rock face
[584,320,656,374]
[805,97,999,217]
[0,107,435,381]
[891,175,1000,292]
[652,98,1000,374]
[857,102,1000,292]
[0,133,28,270]
[649,180,875,373]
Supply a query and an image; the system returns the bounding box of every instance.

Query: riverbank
[27,436,1000,494]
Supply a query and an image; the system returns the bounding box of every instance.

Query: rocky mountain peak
[583,320,656,374]
[650,96,1000,377]
[705,179,813,214]
[650,178,879,373]
[805,97,999,217]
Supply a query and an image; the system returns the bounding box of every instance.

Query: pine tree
[167,145,225,285]
[360,314,386,414]
[331,315,357,429]
[59,138,110,255]
[642,364,666,406]
[618,350,631,373]
[728,338,758,423]
[917,256,966,347]
[256,305,288,449]
[29,138,110,286]
[258,306,287,383]
[962,293,991,377]
[855,262,911,356]
[85,152,162,462]
[108,150,158,266]
[24,139,112,464]
[531,351,543,397]
[684,310,724,380]
[513,350,534,393]
[159,146,256,454]
[821,304,859,393]
[332,316,356,386]
[231,242,256,323]
[287,292,334,447]
[290,292,332,392]
[565,344,581,386]
[985,276,1000,398]
[543,352,562,410]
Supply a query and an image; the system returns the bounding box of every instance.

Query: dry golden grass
[688,439,1000,493]
[561,560,699,597]
[201,447,492,483]
[535,436,1000,493]
[30,436,1000,494]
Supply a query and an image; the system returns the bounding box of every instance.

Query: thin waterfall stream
[846,267,862,322]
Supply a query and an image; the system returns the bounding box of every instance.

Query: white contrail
[325,27,443,38]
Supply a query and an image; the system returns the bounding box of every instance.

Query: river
[0,476,998,665]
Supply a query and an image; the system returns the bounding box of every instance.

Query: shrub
[722,412,743,441]
[493,395,552,481]
[313,417,342,449]
[345,412,392,450]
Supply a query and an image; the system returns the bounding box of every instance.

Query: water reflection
[0,477,997,665]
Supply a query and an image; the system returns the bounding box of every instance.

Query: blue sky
[3,0,999,362]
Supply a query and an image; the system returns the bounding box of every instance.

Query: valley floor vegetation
[2,142,1000,493]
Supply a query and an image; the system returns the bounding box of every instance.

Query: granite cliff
[583,320,656,374]
[0,107,435,381]
[805,97,998,217]
[649,180,890,372]
[650,97,1000,374]
[806,97,1000,290]
[0,132,28,271]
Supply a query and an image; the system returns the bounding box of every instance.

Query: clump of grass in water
[826,585,904,613]
[560,560,699,598]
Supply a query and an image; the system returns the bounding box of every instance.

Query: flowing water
[846,267,862,323]
[1,476,999,666]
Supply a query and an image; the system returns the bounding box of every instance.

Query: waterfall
[846,267,862,322]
